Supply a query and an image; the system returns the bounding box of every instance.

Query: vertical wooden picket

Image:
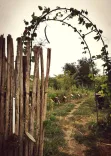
[24,41,30,156]
[39,48,45,156]
[35,47,40,156]
[29,47,40,156]
[0,36,5,155]
[17,38,24,156]
[5,35,12,139]
[9,36,14,136]
[44,48,51,120]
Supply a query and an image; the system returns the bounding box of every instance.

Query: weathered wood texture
[0,35,51,156]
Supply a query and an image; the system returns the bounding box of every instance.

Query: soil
[58,99,88,156]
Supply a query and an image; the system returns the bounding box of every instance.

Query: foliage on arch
[22,6,111,103]
[22,6,110,74]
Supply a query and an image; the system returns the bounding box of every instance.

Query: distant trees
[49,72,74,90]
[63,57,99,88]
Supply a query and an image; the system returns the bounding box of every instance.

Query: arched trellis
[21,6,111,156]
[22,6,110,72]
[22,6,111,120]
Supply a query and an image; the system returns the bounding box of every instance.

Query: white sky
[0,0,111,76]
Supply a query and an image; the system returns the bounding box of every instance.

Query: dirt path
[58,99,87,156]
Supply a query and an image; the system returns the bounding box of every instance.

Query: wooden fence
[0,35,51,156]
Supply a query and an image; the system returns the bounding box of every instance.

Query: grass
[72,95,111,156]
[44,103,75,156]
[44,92,111,156]
[73,97,95,116]
[44,117,67,156]
[53,103,75,116]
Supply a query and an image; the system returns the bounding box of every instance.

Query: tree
[77,57,99,87]
[63,62,77,76]
[63,57,99,88]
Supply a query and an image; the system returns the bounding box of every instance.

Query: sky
[0,0,111,76]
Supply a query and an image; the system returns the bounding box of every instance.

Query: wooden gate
[0,35,51,156]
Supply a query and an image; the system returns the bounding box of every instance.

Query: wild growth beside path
[44,94,111,156]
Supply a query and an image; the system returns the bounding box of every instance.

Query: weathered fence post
[44,48,51,120]
[35,47,40,156]
[5,35,12,140]
[39,47,45,156]
[17,38,24,156]
[0,35,5,155]
[29,46,40,156]
[24,41,30,156]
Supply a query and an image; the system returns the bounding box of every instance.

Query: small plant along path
[58,97,90,156]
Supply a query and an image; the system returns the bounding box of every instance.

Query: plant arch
[22,6,111,122]
[22,6,110,73]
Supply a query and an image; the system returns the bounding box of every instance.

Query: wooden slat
[9,36,14,135]
[34,47,40,156]
[29,46,40,156]
[5,35,12,139]
[0,36,3,96]
[24,41,30,156]
[44,48,51,120]
[39,47,45,156]
[0,35,2,155]
[0,36,5,155]
[0,36,5,133]
[23,56,27,156]
[17,38,24,156]
[15,51,20,136]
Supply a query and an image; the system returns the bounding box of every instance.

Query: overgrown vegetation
[44,89,111,155]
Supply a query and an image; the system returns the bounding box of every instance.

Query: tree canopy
[63,57,99,88]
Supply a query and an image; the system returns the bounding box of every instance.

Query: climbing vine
[22,6,110,74]
[22,6,111,120]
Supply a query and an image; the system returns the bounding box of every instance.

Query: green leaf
[38,6,43,10]
[24,20,29,25]
[31,25,35,29]
[86,23,92,29]
[47,7,50,13]
[31,12,35,18]
[105,45,108,48]
[27,26,31,31]
[85,10,88,15]
[99,29,103,34]
[92,56,95,59]
[82,51,86,54]
[84,47,88,50]
[96,55,101,59]
[70,8,80,16]
[101,46,105,52]
[81,41,84,44]
[78,17,84,24]
[94,35,100,41]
